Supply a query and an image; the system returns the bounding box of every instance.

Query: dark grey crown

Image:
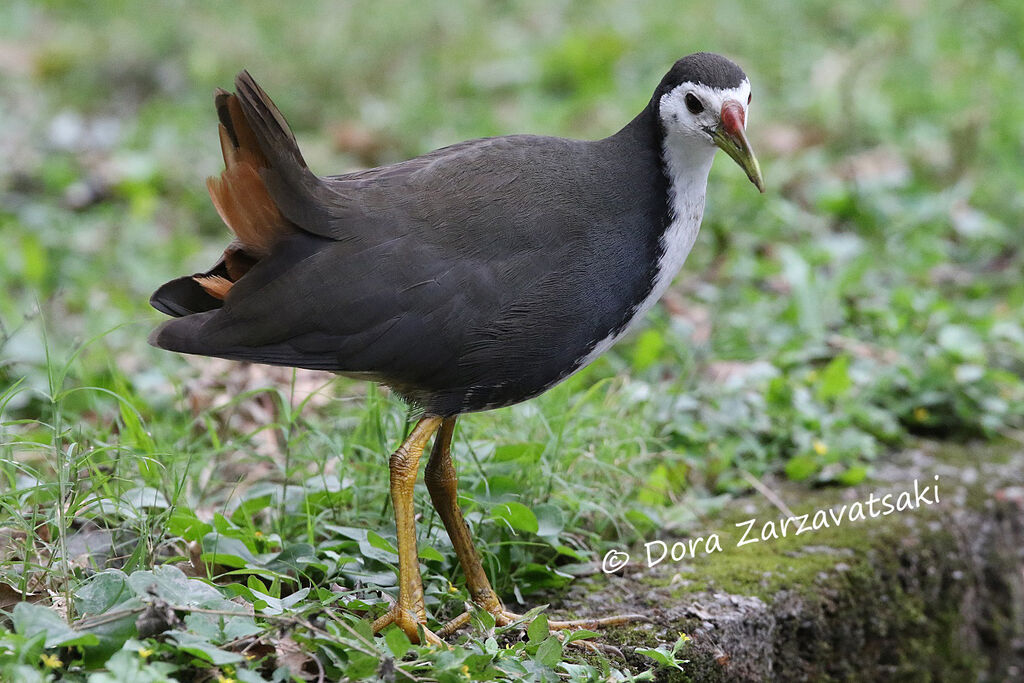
[653,52,747,101]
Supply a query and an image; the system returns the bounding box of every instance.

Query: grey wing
[152,135,601,386]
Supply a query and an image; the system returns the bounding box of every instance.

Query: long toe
[438,603,648,640]
[373,606,446,647]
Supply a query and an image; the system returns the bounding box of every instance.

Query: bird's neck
[660,133,715,229]
[609,104,716,228]
[607,105,717,325]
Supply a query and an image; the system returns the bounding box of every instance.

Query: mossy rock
[552,441,1024,681]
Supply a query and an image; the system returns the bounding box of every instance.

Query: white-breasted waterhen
[150,52,764,644]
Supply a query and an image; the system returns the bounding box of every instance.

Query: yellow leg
[424,417,647,640]
[425,418,503,620]
[371,416,443,645]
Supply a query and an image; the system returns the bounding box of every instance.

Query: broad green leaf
[384,626,411,658]
[199,535,261,568]
[534,635,562,667]
[785,455,818,481]
[491,502,539,534]
[13,603,99,648]
[417,545,444,563]
[361,532,400,564]
[168,632,243,665]
[533,503,565,538]
[345,650,379,678]
[167,509,212,542]
[526,613,548,643]
[817,355,852,402]
[75,570,133,615]
[837,465,869,485]
[89,648,177,683]
[126,565,223,606]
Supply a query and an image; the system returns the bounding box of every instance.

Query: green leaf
[199,535,261,569]
[533,503,565,538]
[817,355,852,402]
[636,646,673,666]
[345,650,379,678]
[563,629,600,644]
[491,502,538,534]
[384,626,411,658]
[89,648,178,683]
[638,464,670,506]
[12,603,99,648]
[167,509,212,542]
[75,570,133,615]
[836,465,869,485]
[417,545,444,563]
[230,494,273,525]
[534,635,562,667]
[526,613,549,643]
[785,455,818,481]
[126,565,223,606]
[168,632,244,665]
[362,531,400,563]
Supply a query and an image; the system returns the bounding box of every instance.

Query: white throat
[651,135,717,305]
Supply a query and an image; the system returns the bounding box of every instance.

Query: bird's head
[655,52,764,192]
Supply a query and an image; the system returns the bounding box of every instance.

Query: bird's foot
[372,606,445,647]
[437,603,648,648]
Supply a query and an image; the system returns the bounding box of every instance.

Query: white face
[658,79,752,146]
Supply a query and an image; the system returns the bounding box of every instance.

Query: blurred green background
[1,0,1023,679]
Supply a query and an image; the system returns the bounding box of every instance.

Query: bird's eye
[684,93,704,115]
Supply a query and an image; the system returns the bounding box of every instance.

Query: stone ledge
[555,442,1024,681]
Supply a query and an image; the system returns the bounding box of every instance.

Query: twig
[739,469,795,519]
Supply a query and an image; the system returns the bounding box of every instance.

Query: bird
[150,52,764,645]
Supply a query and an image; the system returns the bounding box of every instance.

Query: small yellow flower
[813,440,828,456]
[217,676,235,683]
[254,531,264,539]
[40,653,62,669]
[677,632,691,643]
[461,664,470,678]
[914,407,929,422]
[448,581,459,594]
[138,647,153,659]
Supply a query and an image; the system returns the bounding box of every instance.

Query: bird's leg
[425,417,503,630]
[371,415,443,645]
[426,418,647,639]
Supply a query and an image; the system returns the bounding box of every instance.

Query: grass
[2,0,1023,680]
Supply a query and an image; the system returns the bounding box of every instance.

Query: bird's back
[151,72,670,415]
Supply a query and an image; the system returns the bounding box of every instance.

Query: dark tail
[232,70,329,231]
[151,70,319,316]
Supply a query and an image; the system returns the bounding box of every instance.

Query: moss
[558,443,1024,680]
[928,439,1018,467]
